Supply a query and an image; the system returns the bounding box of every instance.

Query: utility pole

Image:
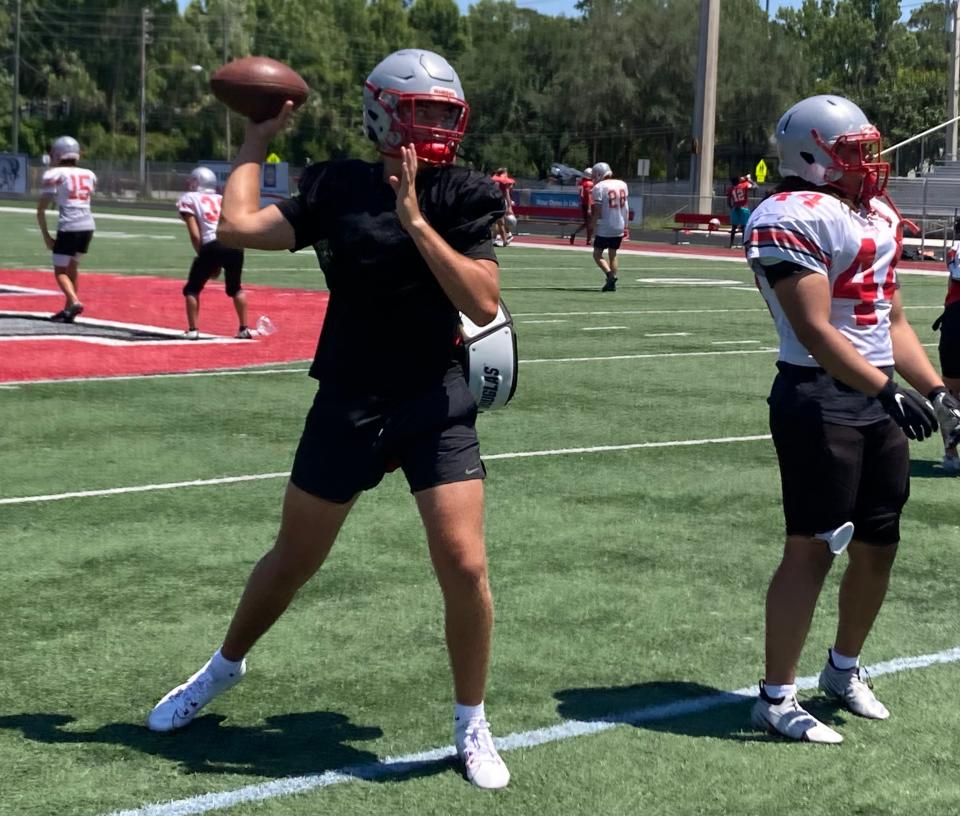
[948,0,960,162]
[138,6,153,193]
[690,0,720,213]
[223,0,231,158]
[12,0,21,153]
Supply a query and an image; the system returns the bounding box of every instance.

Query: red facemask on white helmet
[776,94,890,204]
[363,49,469,165]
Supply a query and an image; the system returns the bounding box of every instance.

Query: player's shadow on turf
[554,681,847,742]
[909,459,959,479]
[0,711,447,781]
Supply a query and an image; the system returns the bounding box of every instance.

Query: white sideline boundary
[105,645,960,816]
[0,434,771,506]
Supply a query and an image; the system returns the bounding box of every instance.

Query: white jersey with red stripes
[592,178,630,237]
[944,241,960,307]
[41,166,97,232]
[176,191,223,245]
[745,189,901,368]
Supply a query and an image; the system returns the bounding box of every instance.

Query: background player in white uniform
[590,162,629,292]
[177,166,250,339]
[934,224,960,472]
[745,95,960,744]
[36,136,96,322]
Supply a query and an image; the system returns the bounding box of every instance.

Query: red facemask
[366,83,470,164]
[813,126,890,203]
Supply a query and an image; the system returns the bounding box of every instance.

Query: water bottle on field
[254,315,277,337]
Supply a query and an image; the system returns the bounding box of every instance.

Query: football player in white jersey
[934,221,960,472]
[36,136,97,322]
[745,95,960,744]
[176,166,250,339]
[590,162,629,292]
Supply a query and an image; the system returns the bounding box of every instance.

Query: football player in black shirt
[147,49,510,789]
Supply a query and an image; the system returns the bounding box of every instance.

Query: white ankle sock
[762,682,797,701]
[455,702,485,728]
[209,648,244,679]
[829,648,859,671]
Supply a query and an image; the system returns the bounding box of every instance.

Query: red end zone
[0,269,328,383]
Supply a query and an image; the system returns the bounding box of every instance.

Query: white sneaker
[819,659,890,720]
[455,717,510,789]
[146,656,246,732]
[183,329,200,341]
[493,236,504,247]
[943,451,960,475]
[751,683,843,743]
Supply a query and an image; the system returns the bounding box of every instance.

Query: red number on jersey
[772,192,824,209]
[832,237,896,325]
[607,189,627,208]
[66,173,93,201]
[199,195,221,223]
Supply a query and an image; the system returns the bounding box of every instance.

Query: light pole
[138,62,203,194]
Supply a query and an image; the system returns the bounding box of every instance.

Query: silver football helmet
[583,167,593,178]
[362,49,469,164]
[188,166,218,192]
[504,213,517,231]
[775,94,889,199]
[51,136,80,163]
[460,300,517,411]
[592,162,612,181]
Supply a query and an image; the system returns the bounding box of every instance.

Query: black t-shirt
[276,159,504,395]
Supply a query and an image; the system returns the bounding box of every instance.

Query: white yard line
[104,644,960,816]
[0,434,771,506]
[1,347,779,387]
[581,326,628,331]
[712,340,760,345]
[646,332,690,337]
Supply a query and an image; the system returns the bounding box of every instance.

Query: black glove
[930,387,960,448]
[876,380,937,441]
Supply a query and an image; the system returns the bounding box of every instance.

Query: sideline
[105,644,960,816]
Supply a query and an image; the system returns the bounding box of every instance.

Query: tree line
[0,0,951,180]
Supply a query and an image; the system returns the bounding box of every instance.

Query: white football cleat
[147,656,246,732]
[455,717,510,789]
[819,660,890,720]
[751,683,843,744]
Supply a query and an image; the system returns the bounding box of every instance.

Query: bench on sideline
[672,212,730,244]
[514,204,635,240]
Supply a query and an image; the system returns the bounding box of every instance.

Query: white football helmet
[188,166,218,192]
[583,167,593,178]
[504,213,517,231]
[592,162,612,181]
[362,49,469,165]
[51,136,80,163]
[776,94,889,200]
[460,300,517,411]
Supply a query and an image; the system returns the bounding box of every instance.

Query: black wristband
[928,386,947,401]
[878,379,897,400]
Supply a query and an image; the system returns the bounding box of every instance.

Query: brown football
[210,56,309,123]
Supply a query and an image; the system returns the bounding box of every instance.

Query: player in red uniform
[490,167,515,246]
[568,167,594,245]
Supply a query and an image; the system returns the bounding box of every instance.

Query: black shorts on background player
[183,240,245,297]
[937,302,960,378]
[52,230,93,256]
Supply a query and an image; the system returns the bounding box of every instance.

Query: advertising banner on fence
[0,154,28,194]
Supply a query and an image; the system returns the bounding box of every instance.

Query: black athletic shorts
[938,302,960,378]
[53,230,93,256]
[291,368,483,504]
[770,410,909,546]
[183,240,245,297]
[594,235,623,251]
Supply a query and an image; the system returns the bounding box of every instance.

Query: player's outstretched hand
[930,387,960,447]
[244,100,296,143]
[877,380,937,441]
[388,144,425,233]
